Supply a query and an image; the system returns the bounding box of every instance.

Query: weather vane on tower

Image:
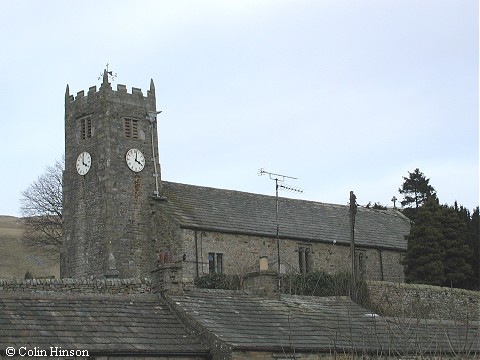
[98,63,117,82]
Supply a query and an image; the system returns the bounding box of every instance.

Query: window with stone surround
[298,244,312,274]
[80,116,92,139]
[124,118,139,139]
[208,252,223,273]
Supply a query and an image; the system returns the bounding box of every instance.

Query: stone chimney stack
[151,252,184,295]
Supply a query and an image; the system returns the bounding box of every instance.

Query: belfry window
[125,118,139,139]
[80,116,92,139]
[298,244,312,274]
[208,252,223,274]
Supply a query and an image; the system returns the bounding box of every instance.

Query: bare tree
[20,156,64,248]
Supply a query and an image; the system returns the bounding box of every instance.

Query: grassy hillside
[0,215,59,279]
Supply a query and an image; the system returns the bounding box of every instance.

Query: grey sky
[0,0,478,216]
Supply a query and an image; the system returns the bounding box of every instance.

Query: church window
[125,118,139,139]
[208,252,223,273]
[80,116,92,139]
[298,245,312,274]
[216,253,223,273]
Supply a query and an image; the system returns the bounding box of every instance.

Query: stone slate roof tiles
[161,181,411,250]
[0,293,208,357]
[170,288,480,356]
[1,289,478,357]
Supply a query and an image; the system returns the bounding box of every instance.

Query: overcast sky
[0,0,478,217]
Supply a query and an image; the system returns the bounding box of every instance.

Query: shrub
[281,271,335,296]
[194,270,373,310]
[281,270,373,308]
[194,273,241,290]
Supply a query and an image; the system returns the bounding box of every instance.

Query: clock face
[126,148,145,172]
[76,151,92,175]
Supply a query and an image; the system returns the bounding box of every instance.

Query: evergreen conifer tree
[439,204,473,288]
[399,168,436,209]
[404,199,445,286]
[404,198,474,288]
[452,204,479,290]
[471,207,480,290]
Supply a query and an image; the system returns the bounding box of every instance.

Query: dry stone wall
[367,281,480,321]
[0,278,151,294]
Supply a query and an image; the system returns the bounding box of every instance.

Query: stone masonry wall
[0,278,151,294]
[367,281,480,321]
[180,229,405,284]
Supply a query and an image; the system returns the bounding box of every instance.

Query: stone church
[1,73,478,359]
[61,71,411,283]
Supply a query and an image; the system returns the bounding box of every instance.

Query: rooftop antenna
[258,168,303,295]
[98,63,117,82]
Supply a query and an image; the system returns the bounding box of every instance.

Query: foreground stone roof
[0,293,208,357]
[161,181,411,250]
[169,288,480,356]
[1,286,478,358]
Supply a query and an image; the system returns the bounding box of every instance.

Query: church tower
[62,70,161,279]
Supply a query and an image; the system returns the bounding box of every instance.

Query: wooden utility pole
[349,191,357,300]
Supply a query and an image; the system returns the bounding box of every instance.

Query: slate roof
[160,181,411,250]
[0,293,208,357]
[170,288,480,356]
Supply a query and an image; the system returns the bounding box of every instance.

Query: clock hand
[82,153,87,166]
[135,151,142,164]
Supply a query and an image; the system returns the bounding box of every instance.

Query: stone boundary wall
[1,277,478,322]
[367,281,479,321]
[0,278,151,294]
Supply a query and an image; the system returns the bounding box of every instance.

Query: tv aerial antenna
[258,168,303,295]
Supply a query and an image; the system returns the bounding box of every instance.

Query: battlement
[65,70,155,104]
[66,82,155,102]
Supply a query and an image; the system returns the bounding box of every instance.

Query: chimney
[151,251,184,295]
[242,256,278,297]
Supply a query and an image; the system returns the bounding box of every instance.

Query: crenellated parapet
[65,70,156,108]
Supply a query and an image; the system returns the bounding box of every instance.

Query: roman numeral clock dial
[126,148,145,172]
